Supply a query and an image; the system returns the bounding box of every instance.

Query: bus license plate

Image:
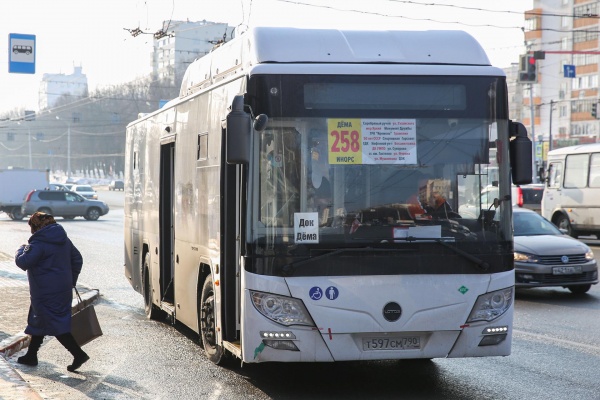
[362,336,421,351]
[552,266,582,275]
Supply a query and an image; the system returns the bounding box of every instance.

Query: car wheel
[555,214,578,237]
[84,207,101,221]
[199,274,224,364]
[567,285,591,294]
[9,208,24,220]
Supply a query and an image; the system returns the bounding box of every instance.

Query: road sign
[8,33,36,74]
[564,65,576,78]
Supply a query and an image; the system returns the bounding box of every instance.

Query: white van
[543,143,600,237]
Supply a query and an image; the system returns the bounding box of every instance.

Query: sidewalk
[0,256,98,399]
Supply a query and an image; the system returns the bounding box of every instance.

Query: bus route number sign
[327,119,417,165]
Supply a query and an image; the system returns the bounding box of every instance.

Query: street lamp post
[28,127,32,169]
[56,116,71,178]
[67,122,71,178]
[549,100,555,152]
[17,121,32,168]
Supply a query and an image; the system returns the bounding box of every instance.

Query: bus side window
[589,153,600,188]
[548,163,562,188]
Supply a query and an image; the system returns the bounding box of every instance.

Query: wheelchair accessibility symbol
[309,286,323,300]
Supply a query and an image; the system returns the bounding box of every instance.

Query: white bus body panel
[543,143,600,234]
[242,270,513,362]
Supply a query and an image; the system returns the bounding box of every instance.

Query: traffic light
[593,103,598,119]
[519,54,538,83]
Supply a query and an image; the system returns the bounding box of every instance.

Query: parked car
[22,190,109,221]
[108,179,124,191]
[71,184,98,199]
[513,208,598,294]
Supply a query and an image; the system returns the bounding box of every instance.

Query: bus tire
[143,257,163,320]
[199,274,224,364]
[555,214,578,238]
[567,284,591,295]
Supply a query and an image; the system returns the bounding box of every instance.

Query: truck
[0,169,49,220]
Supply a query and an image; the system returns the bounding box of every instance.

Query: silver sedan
[513,208,598,294]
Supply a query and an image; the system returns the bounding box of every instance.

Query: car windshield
[513,212,562,236]
[77,186,93,192]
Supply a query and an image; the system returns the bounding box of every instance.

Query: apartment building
[522,0,599,167]
[38,66,88,110]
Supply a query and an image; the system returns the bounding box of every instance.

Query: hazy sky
[1,0,532,113]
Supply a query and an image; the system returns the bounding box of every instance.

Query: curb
[0,288,99,399]
[0,289,100,358]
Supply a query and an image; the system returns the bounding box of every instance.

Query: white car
[71,184,98,200]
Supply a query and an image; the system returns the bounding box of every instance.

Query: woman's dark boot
[17,335,44,366]
[56,333,89,372]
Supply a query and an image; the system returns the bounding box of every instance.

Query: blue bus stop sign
[9,33,36,74]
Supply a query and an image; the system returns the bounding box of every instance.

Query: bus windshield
[247,75,512,277]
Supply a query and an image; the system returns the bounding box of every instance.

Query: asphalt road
[0,189,599,399]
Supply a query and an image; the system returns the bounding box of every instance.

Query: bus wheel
[555,214,577,237]
[199,275,224,364]
[568,285,591,295]
[143,258,163,320]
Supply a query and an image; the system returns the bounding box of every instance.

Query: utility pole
[529,84,537,183]
[549,100,554,152]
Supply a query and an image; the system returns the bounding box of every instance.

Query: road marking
[514,329,600,355]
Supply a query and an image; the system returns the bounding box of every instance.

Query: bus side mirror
[225,96,269,164]
[226,95,252,164]
[509,121,533,185]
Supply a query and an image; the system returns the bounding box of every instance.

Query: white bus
[543,143,600,237]
[124,27,532,364]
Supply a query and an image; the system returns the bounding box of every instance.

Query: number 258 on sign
[327,119,362,165]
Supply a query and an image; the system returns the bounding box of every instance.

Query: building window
[575,3,598,17]
[560,106,568,117]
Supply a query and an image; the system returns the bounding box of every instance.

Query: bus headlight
[466,287,513,323]
[250,291,315,327]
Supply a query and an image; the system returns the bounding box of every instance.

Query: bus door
[159,140,175,306]
[543,161,563,218]
[221,151,242,342]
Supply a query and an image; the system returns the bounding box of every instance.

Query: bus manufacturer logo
[383,302,402,322]
[458,286,469,294]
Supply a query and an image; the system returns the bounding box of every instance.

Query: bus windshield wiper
[388,236,488,271]
[434,239,489,271]
[282,247,417,275]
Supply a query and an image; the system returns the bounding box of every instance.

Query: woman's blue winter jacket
[15,224,83,336]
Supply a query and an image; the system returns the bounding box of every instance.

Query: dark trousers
[28,333,86,357]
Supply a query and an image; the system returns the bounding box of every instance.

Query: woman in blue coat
[15,212,89,372]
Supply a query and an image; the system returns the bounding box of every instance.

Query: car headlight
[514,251,539,263]
[466,287,513,323]
[250,291,314,327]
[585,250,594,261]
